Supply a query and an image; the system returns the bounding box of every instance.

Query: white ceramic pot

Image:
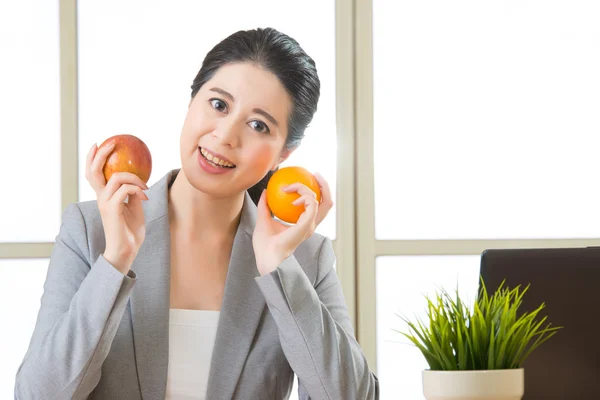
[422,369,524,400]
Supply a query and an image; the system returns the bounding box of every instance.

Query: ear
[272,146,296,171]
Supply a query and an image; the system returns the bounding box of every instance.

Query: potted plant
[398,279,561,400]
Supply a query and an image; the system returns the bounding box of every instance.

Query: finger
[126,185,147,220]
[85,143,97,175]
[85,143,100,190]
[101,172,149,202]
[283,183,317,199]
[315,200,332,227]
[108,184,148,206]
[294,196,319,228]
[89,140,116,190]
[313,173,333,226]
[280,197,318,244]
[292,194,317,207]
[313,172,332,206]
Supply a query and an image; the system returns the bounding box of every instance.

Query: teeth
[200,147,235,168]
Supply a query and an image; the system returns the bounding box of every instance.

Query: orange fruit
[266,166,322,224]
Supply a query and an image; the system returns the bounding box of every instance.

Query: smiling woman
[14,27,378,400]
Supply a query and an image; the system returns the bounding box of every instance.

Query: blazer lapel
[129,170,174,399]
[206,192,267,399]
[128,170,264,399]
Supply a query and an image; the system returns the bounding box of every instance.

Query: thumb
[127,189,147,219]
[256,190,272,224]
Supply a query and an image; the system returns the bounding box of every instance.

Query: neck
[168,169,244,241]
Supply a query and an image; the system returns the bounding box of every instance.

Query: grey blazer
[15,169,379,400]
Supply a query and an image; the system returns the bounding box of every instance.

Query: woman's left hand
[253,173,333,276]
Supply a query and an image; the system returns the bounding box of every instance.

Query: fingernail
[90,143,97,152]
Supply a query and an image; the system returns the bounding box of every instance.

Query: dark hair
[190,27,321,205]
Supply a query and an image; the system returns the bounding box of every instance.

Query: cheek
[245,143,279,171]
[182,105,213,138]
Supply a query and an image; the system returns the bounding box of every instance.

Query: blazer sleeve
[254,237,379,400]
[14,203,137,400]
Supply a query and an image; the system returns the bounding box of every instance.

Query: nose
[212,119,240,148]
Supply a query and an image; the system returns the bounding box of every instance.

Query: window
[373,0,600,240]
[360,1,600,398]
[0,259,49,398]
[0,0,60,242]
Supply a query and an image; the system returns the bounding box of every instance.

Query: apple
[100,134,152,184]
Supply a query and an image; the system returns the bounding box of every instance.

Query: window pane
[376,255,481,399]
[0,1,60,242]
[77,0,336,238]
[0,259,48,397]
[374,1,600,240]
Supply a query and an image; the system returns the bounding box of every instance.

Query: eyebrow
[209,87,279,127]
[209,87,234,101]
[252,108,279,127]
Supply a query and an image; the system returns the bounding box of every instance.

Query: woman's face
[180,62,293,197]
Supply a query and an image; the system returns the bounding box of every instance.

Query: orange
[266,166,322,224]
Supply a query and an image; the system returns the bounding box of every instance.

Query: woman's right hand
[85,141,149,274]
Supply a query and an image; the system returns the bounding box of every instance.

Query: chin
[180,160,248,198]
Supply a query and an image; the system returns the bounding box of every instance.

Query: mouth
[199,147,236,169]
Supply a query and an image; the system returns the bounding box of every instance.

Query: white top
[165,309,220,400]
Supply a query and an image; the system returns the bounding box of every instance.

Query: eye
[248,120,270,134]
[210,98,228,113]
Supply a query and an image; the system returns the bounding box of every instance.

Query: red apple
[100,134,152,184]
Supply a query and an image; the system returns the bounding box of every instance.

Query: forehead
[204,62,291,117]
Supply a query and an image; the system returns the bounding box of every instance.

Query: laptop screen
[479,247,600,399]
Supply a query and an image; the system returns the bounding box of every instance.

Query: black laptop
[480,247,600,400]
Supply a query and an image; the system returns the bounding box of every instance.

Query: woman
[15,28,379,399]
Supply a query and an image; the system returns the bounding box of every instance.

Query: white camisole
[165,309,220,400]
